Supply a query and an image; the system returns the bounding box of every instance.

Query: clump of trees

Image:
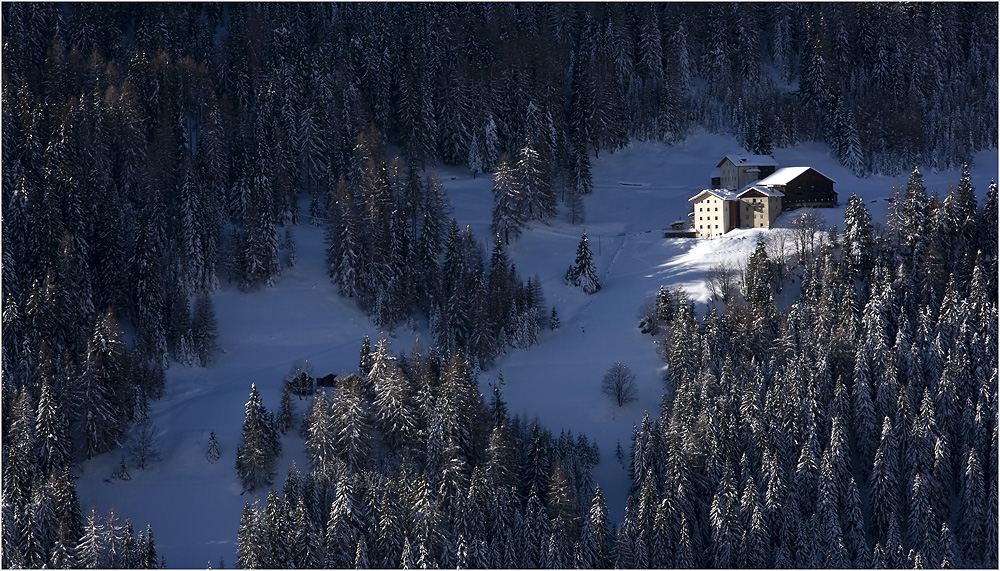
[323,128,548,369]
[237,337,603,569]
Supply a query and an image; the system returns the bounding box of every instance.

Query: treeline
[633,169,997,568]
[235,337,602,568]
[9,3,993,182]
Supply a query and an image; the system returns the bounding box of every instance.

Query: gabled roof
[716,154,779,168]
[689,188,740,202]
[758,166,836,186]
[739,184,785,198]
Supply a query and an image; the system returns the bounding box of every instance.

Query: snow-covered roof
[689,188,741,202]
[739,184,785,198]
[758,166,836,186]
[716,154,779,168]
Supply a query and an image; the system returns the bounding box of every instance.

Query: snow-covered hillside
[76,131,998,568]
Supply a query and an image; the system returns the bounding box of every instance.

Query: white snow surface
[718,154,780,167]
[758,165,836,186]
[76,130,998,568]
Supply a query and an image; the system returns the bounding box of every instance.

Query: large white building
[688,185,784,239]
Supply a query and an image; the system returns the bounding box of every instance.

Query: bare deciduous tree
[706,259,739,303]
[602,362,638,407]
[128,419,162,470]
[790,209,826,263]
[763,231,792,290]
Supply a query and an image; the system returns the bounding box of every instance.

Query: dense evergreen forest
[1,2,997,569]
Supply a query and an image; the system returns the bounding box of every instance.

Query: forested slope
[2,3,997,569]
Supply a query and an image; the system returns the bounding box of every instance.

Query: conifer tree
[869,417,900,546]
[75,508,104,569]
[843,194,876,280]
[239,169,281,290]
[959,447,986,565]
[330,374,371,470]
[191,293,219,367]
[575,485,612,568]
[516,138,556,222]
[34,376,70,476]
[276,384,294,435]
[370,335,418,449]
[491,153,524,246]
[565,232,600,294]
[235,384,281,492]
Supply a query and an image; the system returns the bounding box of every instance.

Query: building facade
[689,186,785,238]
[716,155,778,190]
[756,167,837,208]
[739,186,783,229]
[690,189,740,238]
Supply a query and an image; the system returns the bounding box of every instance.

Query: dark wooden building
[757,167,837,209]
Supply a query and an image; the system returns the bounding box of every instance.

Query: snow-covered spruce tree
[34,376,71,476]
[79,308,132,459]
[565,232,600,294]
[190,293,218,367]
[843,194,876,281]
[303,391,337,480]
[576,485,612,568]
[130,207,168,366]
[330,373,371,470]
[370,335,418,450]
[178,156,220,294]
[165,286,195,366]
[467,131,483,178]
[235,384,282,492]
[491,153,525,246]
[276,383,294,435]
[515,137,557,223]
[238,170,281,291]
